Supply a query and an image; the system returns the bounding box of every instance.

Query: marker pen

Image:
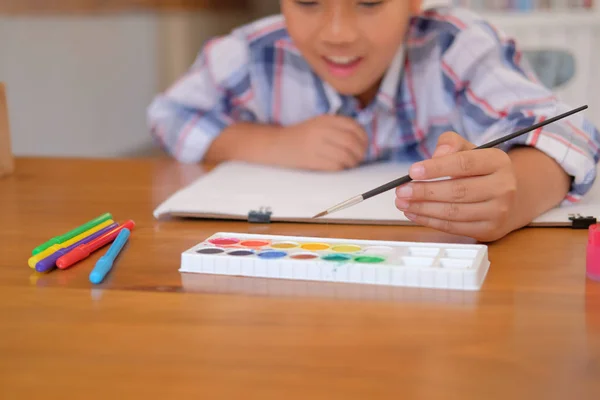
[587,224,600,282]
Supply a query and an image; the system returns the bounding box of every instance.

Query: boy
[147,0,600,242]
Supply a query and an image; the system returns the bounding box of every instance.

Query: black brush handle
[361,105,588,201]
[477,104,587,149]
[362,175,413,200]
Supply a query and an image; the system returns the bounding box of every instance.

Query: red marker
[56,220,135,269]
[587,224,600,282]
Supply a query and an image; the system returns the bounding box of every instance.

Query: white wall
[0,2,274,158]
[0,14,159,157]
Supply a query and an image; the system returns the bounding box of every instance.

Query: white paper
[153,160,600,226]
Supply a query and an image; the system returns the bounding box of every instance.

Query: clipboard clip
[248,207,272,223]
[568,213,597,229]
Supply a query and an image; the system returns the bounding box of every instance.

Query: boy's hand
[395,132,518,242]
[275,115,369,171]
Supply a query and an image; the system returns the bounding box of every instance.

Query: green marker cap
[31,212,113,255]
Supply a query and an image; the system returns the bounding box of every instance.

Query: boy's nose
[320,7,359,45]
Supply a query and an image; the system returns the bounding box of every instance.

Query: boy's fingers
[396,176,495,203]
[432,131,476,158]
[324,132,366,163]
[395,198,496,222]
[317,143,359,170]
[409,148,509,180]
[327,127,367,155]
[330,116,369,146]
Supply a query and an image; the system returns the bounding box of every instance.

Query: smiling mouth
[325,55,361,64]
[322,55,363,77]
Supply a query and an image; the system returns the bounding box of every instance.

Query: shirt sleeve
[441,20,600,204]
[146,34,256,163]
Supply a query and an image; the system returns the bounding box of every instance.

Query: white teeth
[326,56,359,65]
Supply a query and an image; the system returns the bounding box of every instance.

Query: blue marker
[89,228,130,285]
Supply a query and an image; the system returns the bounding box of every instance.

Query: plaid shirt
[147,6,600,203]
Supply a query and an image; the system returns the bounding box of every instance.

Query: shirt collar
[376,44,405,113]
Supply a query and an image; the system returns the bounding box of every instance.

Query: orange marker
[56,220,135,269]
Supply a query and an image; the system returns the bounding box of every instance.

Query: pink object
[587,224,600,281]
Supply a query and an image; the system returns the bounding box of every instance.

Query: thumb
[431,131,476,158]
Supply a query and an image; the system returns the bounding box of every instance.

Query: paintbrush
[313,104,588,219]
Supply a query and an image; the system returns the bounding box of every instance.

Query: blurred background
[1,0,598,159]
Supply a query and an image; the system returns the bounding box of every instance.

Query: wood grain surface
[0,157,599,399]
[0,83,13,177]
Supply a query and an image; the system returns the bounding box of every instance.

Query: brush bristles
[312,195,364,219]
[312,211,328,219]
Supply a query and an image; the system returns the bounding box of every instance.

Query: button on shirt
[147,6,600,204]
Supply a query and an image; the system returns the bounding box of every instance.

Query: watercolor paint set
[180,232,491,290]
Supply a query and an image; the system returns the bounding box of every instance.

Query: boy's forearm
[204,123,283,165]
[507,146,571,230]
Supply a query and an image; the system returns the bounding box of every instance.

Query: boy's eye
[358,0,383,7]
[295,0,318,6]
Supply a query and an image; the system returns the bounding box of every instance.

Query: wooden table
[1,157,599,399]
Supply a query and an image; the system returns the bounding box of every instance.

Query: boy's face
[281,0,421,106]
